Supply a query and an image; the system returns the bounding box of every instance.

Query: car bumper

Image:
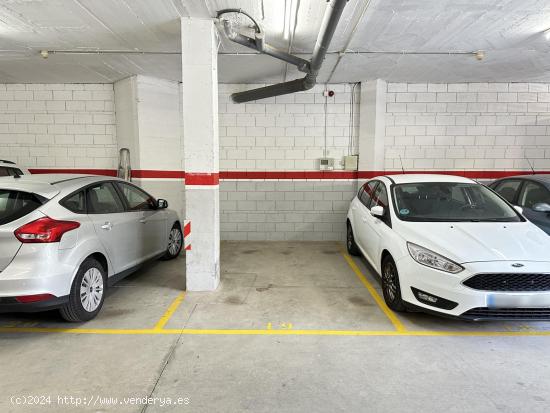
[0,244,75,304]
[395,255,550,320]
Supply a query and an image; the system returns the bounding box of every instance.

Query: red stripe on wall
[219,171,359,180]
[27,169,550,180]
[185,172,219,185]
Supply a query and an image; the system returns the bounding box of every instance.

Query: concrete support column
[181,18,220,291]
[358,79,386,172]
[113,75,185,218]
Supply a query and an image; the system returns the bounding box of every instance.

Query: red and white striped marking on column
[183,220,191,251]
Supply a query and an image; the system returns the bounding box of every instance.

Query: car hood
[396,221,550,263]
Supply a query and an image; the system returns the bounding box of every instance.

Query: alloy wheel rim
[80,267,104,312]
[168,228,182,255]
[383,263,398,302]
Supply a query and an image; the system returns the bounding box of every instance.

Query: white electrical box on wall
[318,158,335,170]
[343,155,358,171]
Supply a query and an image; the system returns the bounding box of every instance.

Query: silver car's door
[115,182,167,259]
[86,182,140,273]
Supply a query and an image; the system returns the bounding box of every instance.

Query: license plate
[488,294,550,308]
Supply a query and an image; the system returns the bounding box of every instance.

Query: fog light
[417,291,438,303]
[411,287,458,310]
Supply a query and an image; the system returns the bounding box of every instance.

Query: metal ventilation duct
[217,0,348,103]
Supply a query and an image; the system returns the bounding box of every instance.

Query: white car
[0,160,27,177]
[0,174,182,321]
[346,174,550,320]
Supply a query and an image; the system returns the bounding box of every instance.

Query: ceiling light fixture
[475,50,485,60]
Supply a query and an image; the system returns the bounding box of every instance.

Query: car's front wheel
[381,255,407,312]
[162,223,183,260]
[60,257,106,322]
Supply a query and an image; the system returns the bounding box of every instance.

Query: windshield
[392,182,522,222]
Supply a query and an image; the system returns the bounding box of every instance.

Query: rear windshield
[392,182,522,222]
[0,190,44,225]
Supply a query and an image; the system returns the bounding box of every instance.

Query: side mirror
[157,199,168,209]
[513,205,523,215]
[370,205,385,218]
[533,203,550,213]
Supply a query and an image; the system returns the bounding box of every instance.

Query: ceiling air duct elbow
[218,0,348,103]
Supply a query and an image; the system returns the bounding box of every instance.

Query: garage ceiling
[0,0,549,84]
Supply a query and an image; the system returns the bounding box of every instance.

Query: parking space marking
[154,291,186,330]
[1,327,550,336]
[340,251,407,332]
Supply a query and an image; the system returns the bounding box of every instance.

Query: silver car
[0,174,183,321]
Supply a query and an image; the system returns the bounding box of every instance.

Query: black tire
[60,258,106,322]
[381,255,407,312]
[162,223,183,260]
[346,222,360,256]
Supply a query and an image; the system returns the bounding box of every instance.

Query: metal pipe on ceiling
[29,49,480,58]
[217,50,479,56]
[219,0,349,103]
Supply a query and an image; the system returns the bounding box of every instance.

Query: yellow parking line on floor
[1,327,550,336]
[154,291,186,330]
[340,250,407,332]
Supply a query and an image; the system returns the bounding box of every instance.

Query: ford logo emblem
[511,263,524,268]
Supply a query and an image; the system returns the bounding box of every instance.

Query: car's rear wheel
[162,223,183,260]
[60,258,106,322]
[346,222,360,256]
[381,255,407,312]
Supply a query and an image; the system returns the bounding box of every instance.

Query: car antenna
[398,155,405,174]
[526,158,536,175]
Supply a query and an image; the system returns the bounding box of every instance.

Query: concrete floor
[1,241,550,412]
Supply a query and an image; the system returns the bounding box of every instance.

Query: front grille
[463,273,550,292]
[462,307,550,320]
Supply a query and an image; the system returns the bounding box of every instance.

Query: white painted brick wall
[0,83,117,169]
[219,84,360,171]
[385,82,550,170]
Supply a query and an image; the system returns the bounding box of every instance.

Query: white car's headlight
[407,242,464,274]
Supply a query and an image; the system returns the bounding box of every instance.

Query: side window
[0,167,8,177]
[372,183,389,208]
[86,183,124,214]
[61,191,86,214]
[116,182,156,211]
[519,182,550,209]
[359,181,378,208]
[494,180,521,204]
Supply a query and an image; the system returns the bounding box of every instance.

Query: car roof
[0,160,18,166]
[376,174,475,184]
[0,174,120,198]
[494,174,550,186]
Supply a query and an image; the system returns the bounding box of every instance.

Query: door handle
[101,222,113,230]
[361,217,367,223]
[139,218,146,224]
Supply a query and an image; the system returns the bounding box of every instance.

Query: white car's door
[355,181,378,261]
[115,182,167,259]
[363,182,392,266]
[85,182,140,273]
